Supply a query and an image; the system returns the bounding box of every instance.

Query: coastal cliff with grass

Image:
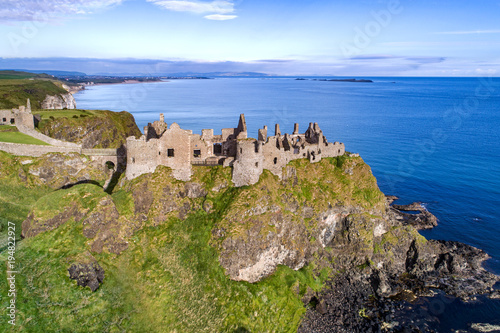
[0,73,498,332]
[0,145,498,332]
[36,109,141,148]
[0,70,77,110]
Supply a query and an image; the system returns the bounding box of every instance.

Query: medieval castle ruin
[1,100,346,187]
[0,99,35,128]
[126,114,345,186]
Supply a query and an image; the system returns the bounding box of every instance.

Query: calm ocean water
[75,77,500,331]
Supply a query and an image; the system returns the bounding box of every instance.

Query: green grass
[0,131,50,145]
[0,125,17,132]
[36,109,141,148]
[0,151,52,242]
[0,70,52,80]
[36,109,98,119]
[0,154,389,332]
[0,182,332,332]
[0,78,68,109]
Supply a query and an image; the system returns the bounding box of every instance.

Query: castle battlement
[126,114,345,186]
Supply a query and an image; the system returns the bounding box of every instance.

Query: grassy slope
[0,125,50,145]
[0,78,68,109]
[0,155,386,332]
[0,70,52,80]
[0,151,51,241]
[36,109,142,148]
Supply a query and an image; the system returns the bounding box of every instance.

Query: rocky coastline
[298,196,499,333]
[4,143,498,331]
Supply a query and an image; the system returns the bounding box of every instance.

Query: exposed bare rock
[27,152,108,189]
[390,201,438,230]
[22,204,85,238]
[68,261,105,292]
[83,196,128,254]
[41,93,76,109]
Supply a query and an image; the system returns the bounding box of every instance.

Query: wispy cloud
[147,0,237,20]
[204,14,237,20]
[0,0,123,22]
[433,29,500,35]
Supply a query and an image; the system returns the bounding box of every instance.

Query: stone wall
[16,124,81,148]
[0,142,81,157]
[0,110,15,125]
[232,140,264,187]
[231,122,346,187]
[124,114,345,187]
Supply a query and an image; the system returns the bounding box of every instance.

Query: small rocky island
[0,106,497,332]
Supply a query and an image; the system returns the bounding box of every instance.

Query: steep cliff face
[41,93,77,109]
[37,110,142,148]
[4,154,498,332]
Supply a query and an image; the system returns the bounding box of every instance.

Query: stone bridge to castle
[0,142,123,170]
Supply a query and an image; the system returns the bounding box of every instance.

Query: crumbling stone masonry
[0,99,34,128]
[126,114,345,187]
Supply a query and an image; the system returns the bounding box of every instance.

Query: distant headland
[296,78,373,83]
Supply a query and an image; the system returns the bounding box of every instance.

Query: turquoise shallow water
[75,77,500,330]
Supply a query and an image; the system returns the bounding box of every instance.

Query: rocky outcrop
[82,196,129,254]
[16,153,498,332]
[41,93,76,109]
[25,152,109,189]
[68,261,105,292]
[391,203,438,230]
[38,110,141,149]
[22,204,85,238]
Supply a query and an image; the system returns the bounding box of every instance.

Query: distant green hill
[0,71,70,109]
[0,70,53,80]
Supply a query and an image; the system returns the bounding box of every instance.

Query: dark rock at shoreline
[298,196,499,332]
[390,201,438,230]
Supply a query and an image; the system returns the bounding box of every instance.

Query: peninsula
[0,99,498,332]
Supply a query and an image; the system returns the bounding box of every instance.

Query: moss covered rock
[37,109,141,148]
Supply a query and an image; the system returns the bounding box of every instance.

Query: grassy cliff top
[0,77,69,109]
[0,70,53,80]
[36,109,142,148]
[0,152,388,332]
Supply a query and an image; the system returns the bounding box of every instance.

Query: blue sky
[0,0,499,76]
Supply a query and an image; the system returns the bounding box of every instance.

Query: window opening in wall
[255,162,259,167]
[240,148,243,154]
[168,149,175,157]
[214,143,222,155]
[274,157,278,164]
[132,157,135,163]
[338,149,341,154]
[193,149,201,158]
[159,152,161,155]
[10,118,15,124]
[2,118,6,122]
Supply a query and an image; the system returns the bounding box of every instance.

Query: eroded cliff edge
[5,152,498,332]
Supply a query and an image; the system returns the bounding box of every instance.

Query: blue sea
[75,77,500,331]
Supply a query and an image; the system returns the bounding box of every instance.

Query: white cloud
[433,29,500,35]
[204,14,237,20]
[0,0,123,22]
[148,0,237,19]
